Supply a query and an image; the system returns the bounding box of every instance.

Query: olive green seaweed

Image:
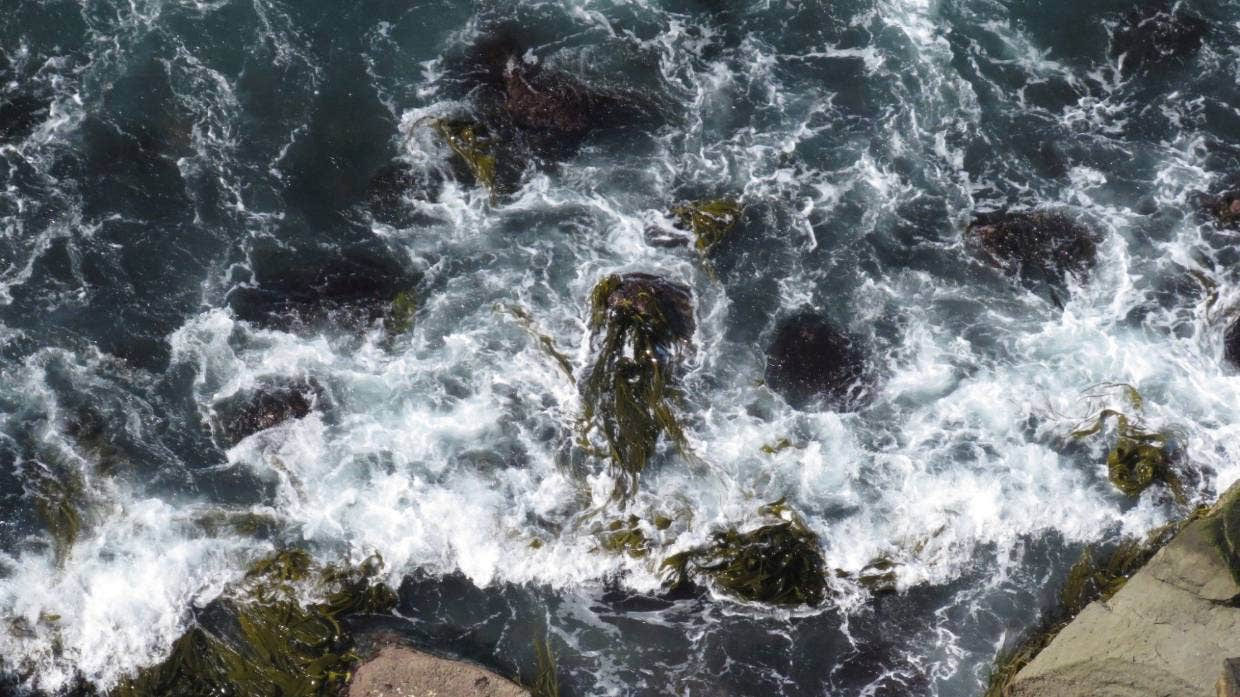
[112,549,397,697]
[432,119,499,197]
[384,290,418,335]
[672,199,743,253]
[526,635,560,697]
[1069,384,1185,503]
[660,499,827,607]
[498,304,575,379]
[580,275,698,500]
[28,461,88,566]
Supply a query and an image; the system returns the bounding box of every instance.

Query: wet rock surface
[347,645,528,697]
[969,209,1098,300]
[764,312,867,411]
[0,93,50,143]
[1006,482,1240,697]
[1111,3,1207,72]
[212,379,322,447]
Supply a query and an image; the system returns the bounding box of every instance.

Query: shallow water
[2,0,1240,695]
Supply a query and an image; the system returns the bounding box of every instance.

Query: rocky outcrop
[1111,2,1207,72]
[764,312,868,411]
[1005,482,1240,697]
[968,210,1097,291]
[347,646,528,697]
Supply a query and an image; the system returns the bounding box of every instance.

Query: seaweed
[579,274,697,500]
[660,499,827,607]
[1069,385,1185,503]
[383,290,417,336]
[760,438,793,455]
[27,460,89,566]
[671,199,743,253]
[112,550,396,697]
[432,119,499,198]
[498,304,575,379]
[528,635,560,697]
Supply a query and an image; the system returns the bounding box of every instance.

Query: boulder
[969,210,1097,304]
[212,380,322,447]
[1225,319,1240,369]
[1005,481,1240,697]
[347,646,528,697]
[1111,3,1207,72]
[1218,658,1240,697]
[1201,191,1240,229]
[764,312,867,411]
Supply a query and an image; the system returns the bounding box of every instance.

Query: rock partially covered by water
[582,273,696,499]
[347,645,528,697]
[764,312,867,411]
[228,244,419,333]
[1111,2,1207,71]
[1227,319,1240,370]
[1199,191,1240,229]
[365,161,442,226]
[969,209,1098,297]
[212,379,322,447]
[0,94,50,143]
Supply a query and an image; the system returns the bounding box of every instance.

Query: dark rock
[0,94,50,143]
[1224,319,1240,370]
[1199,191,1240,229]
[364,162,441,226]
[968,209,1098,293]
[1111,3,1207,72]
[212,379,322,447]
[765,312,867,411]
[228,245,418,332]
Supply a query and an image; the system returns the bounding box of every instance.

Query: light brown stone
[1007,481,1240,697]
[347,646,529,697]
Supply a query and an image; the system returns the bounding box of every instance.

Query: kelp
[760,438,793,455]
[526,635,560,697]
[580,274,697,500]
[594,515,650,558]
[671,199,743,253]
[193,510,280,539]
[1069,384,1185,503]
[498,304,575,379]
[983,522,1185,697]
[660,499,827,607]
[27,460,89,566]
[113,549,396,697]
[383,290,417,335]
[432,119,499,197]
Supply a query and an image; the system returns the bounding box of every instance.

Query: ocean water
[2,0,1240,695]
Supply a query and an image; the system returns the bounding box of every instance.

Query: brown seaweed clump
[580,273,696,500]
[660,500,827,607]
[671,199,743,253]
[1069,385,1185,503]
[432,119,501,198]
[113,550,397,697]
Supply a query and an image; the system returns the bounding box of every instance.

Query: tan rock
[1218,658,1240,697]
[1007,482,1240,697]
[347,645,530,697]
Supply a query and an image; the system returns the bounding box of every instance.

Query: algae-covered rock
[593,515,651,559]
[384,290,417,336]
[433,118,502,197]
[764,312,868,411]
[114,550,397,697]
[27,460,89,566]
[671,199,743,253]
[969,210,1097,299]
[660,500,827,607]
[1111,2,1207,72]
[580,273,696,499]
[1201,191,1240,229]
[1070,403,1185,502]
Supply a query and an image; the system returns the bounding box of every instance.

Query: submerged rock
[365,161,441,226]
[0,94,49,143]
[1200,190,1240,229]
[212,379,322,447]
[672,198,744,253]
[348,646,528,697]
[969,209,1098,300]
[764,312,867,411]
[661,500,827,607]
[581,273,695,499]
[1111,3,1207,72]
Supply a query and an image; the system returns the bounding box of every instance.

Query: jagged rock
[1005,481,1240,697]
[764,312,867,411]
[347,646,528,697]
[212,380,322,446]
[1111,3,1207,72]
[969,209,1098,301]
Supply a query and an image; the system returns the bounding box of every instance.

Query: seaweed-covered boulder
[764,312,867,411]
[581,273,695,498]
[501,60,655,141]
[228,244,419,333]
[1200,191,1240,229]
[969,209,1098,298]
[672,198,743,253]
[212,379,323,447]
[661,500,827,607]
[1111,3,1207,72]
